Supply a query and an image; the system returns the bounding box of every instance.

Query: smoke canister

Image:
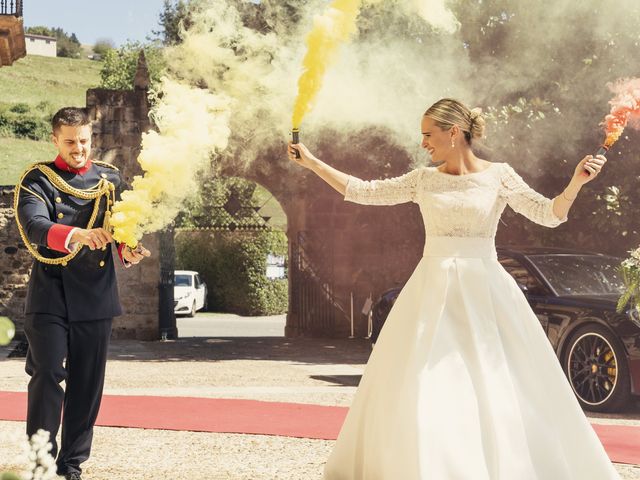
[292,128,301,159]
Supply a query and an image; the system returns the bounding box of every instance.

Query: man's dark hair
[51,107,91,134]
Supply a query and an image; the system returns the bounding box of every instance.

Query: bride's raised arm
[500,154,606,228]
[287,141,422,206]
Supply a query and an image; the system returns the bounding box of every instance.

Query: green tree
[153,0,192,45]
[99,41,166,90]
[93,38,115,57]
[24,25,55,37]
[56,36,82,58]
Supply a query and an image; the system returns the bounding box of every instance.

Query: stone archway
[85,52,427,339]
[173,175,289,323]
[219,135,425,338]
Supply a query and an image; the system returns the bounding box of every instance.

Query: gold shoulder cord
[93,160,120,171]
[13,163,116,267]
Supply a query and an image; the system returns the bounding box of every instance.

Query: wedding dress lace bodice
[344,162,566,238]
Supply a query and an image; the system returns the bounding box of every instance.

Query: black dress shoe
[64,473,82,480]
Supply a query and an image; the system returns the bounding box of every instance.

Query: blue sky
[24,0,168,46]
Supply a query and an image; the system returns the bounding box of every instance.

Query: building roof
[24,33,57,41]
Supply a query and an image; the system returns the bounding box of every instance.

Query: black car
[370,246,640,413]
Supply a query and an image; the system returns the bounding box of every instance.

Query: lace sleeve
[500,163,567,228]
[344,168,423,206]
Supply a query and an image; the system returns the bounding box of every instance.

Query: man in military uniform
[15,107,150,480]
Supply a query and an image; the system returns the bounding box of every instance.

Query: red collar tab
[54,155,92,175]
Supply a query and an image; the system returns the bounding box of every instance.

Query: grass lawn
[0,137,56,185]
[0,55,101,185]
[0,55,101,107]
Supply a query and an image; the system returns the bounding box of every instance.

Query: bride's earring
[451,139,455,148]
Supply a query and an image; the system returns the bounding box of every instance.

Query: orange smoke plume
[602,78,640,148]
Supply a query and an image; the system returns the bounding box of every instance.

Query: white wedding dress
[324,162,621,480]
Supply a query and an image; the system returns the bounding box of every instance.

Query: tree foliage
[176,229,288,316]
[176,177,261,229]
[93,38,115,57]
[99,41,166,90]
[153,0,193,46]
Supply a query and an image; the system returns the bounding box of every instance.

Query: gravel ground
[0,421,333,480]
[2,332,640,479]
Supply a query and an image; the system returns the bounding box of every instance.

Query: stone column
[86,51,168,340]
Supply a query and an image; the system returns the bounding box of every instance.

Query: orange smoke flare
[602,78,640,148]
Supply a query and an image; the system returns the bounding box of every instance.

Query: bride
[287,98,619,479]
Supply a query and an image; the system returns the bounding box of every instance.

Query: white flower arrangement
[617,246,640,313]
[1,429,60,480]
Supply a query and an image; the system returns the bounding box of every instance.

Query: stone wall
[85,54,166,340]
[0,186,30,333]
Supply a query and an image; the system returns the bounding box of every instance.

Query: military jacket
[16,156,125,321]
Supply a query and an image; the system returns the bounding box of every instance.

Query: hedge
[0,103,51,141]
[175,229,288,316]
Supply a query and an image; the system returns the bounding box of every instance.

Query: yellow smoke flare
[292,0,363,129]
[110,79,232,248]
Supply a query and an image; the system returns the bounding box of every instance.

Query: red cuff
[117,243,129,266]
[47,224,75,253]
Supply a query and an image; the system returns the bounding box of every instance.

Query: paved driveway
[177,312,286,337]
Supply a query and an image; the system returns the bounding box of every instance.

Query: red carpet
[1,391,639,465]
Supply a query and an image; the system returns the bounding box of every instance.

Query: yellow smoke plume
[291,0,459,129]
[292,0,363,129]
[110,79,232,248]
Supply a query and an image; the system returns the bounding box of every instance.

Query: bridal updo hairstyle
[424,98,486,145]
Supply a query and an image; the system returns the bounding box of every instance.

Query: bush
[0,108,11,137]
[93,38,115,57]
[176,229,288,316]
[0,103,52,141]
[10,115,50,141]
[9,103,30,114]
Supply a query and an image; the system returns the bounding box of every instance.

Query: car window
[527,254,624,296]
[194,274,201,288]
[498,255,547,295]
[175,274,192,287]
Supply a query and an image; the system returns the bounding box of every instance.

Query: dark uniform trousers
[16,158,125,476]
[24,314,112,474]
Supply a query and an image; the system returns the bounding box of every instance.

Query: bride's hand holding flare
[287,141,316,169]
[573,154,607,185]
[552,154,607,220]
[287,141,350,196]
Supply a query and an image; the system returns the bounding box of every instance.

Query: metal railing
[0,0,22,16]
[290,230,349,336]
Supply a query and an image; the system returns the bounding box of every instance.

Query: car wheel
[187,300,197,318]
[563,324,631,412]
